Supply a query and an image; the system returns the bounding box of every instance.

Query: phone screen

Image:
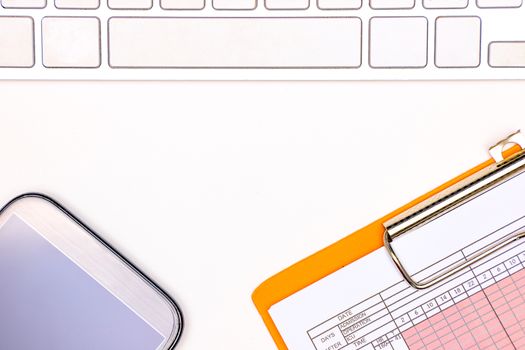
[0,215,165,350]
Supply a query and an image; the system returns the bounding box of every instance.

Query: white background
[0,81,523,349]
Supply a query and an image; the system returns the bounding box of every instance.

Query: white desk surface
[0,81,523,349]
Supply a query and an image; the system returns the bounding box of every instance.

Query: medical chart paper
[269,170,525,350]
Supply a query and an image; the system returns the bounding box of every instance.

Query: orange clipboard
[252,131,525,350]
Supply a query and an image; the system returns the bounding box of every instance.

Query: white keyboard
[1,1,525,80]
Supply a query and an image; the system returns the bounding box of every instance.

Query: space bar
[108,17,362,68]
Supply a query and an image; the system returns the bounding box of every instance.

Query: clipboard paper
[253,145,523,350]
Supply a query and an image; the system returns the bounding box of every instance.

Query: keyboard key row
[1,16,524,69]
[1,0,522,9]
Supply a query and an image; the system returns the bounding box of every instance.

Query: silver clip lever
[384,130,525,290]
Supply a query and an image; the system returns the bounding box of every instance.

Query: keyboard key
[213,0,255,9]
[109,17,362,68]
[318,0,360,9]
[424,0,468,8]
[477,0,521,7]
[1,0,45,8]
[369,17,428,68]
[108,0,152,9]
[266,0,308,9]
[0,17,34,67]
[489,42,525,67]
[42,17,101,68]
[55,0,99,8]
[162,0,205,8]
[435,17,481,68]
[370,0,414,9]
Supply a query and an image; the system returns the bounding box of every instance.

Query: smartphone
[0,194,183,350]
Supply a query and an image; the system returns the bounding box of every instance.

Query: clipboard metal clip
[384,130,525,290]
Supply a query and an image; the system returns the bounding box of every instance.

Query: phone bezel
[0,193,183,350]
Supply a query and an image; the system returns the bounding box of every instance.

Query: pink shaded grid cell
[441,339,461,350]
[403,328,417,338]
[478,337,494,349]
[438,330,455,344]
[457,332,475,348]
[470,325,489,340]
[424,334,439,345]
[418,326,436,339]
[426,342,441,350]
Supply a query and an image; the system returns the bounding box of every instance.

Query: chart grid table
[403,270,525,350]
[308,221,525,350]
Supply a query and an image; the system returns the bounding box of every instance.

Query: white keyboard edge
[1,4,525,80]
